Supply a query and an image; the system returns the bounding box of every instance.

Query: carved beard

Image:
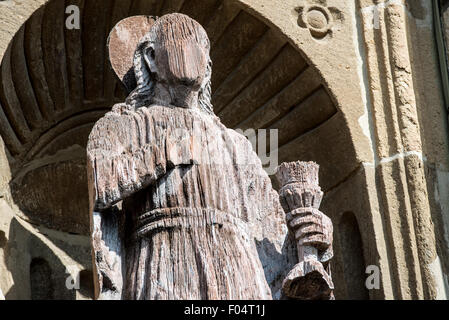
[126,39,213,115]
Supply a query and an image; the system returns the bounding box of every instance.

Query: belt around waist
[135,207,246,238]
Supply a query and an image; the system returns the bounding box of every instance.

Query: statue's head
[121,14,213,113]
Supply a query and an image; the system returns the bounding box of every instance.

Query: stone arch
[0,0,367,298]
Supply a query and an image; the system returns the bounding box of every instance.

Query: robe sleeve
[87,107,166,210]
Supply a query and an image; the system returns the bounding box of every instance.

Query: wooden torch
[276,161,334,300]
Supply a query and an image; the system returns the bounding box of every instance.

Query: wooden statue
[87,13,334,300]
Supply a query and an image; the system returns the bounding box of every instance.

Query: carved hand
[288,207,333,262]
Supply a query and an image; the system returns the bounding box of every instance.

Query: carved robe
[87,104,296,299]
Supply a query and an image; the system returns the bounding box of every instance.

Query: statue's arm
[87,108,165,210]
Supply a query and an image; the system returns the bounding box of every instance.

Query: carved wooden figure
[87,13,334,300]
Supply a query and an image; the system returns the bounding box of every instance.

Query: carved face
[143,14,210,108]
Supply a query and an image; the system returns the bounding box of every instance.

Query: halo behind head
[107,15,156,93]
[109,13,214,113]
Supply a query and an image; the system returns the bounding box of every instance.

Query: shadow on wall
[337,212,369,300]
[30,257,54,300]
[3,217,93,300]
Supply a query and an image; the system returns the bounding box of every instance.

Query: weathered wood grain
[88,104,292,299]
[88,13,334,300]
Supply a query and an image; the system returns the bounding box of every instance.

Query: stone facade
[0,0,448,299]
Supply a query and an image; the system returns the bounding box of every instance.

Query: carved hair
[126,14,214,114]
[126,35,155,108]
[198,59,213,114]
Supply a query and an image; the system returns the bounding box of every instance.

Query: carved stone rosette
[295,0,343,40]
